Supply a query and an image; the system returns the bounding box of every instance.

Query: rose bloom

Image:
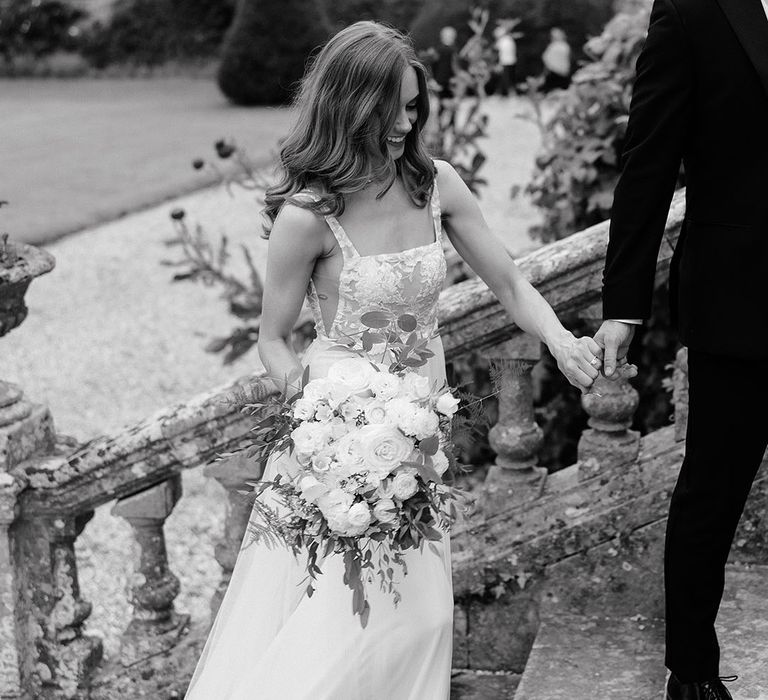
[291,422,331,455]
[311,453,333,473]
[431,450,450,476]
[364,400,387,424]
[302,378,332,404]
[391,471,419,501]
[329,417,348,440]
[325,381,353,409]
[373,498,398,525]
[385,398,418,432]
[411,407,440,441]
[327,358,376,394]
[314,403,334,423]
[436,392,460,417]
[356,424,414,478]
[370,372,401,402]
[347,501,373,534]
[403,373,432,401]
[334,432,366,471]
[293,398,315,421]
[298,474,328,502]
[340,398,363,422]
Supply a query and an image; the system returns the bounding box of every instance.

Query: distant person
[427,25,459,124]
[542,27,571,92]
[493,22,519,97]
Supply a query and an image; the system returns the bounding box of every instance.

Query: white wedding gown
[186,185,453,700]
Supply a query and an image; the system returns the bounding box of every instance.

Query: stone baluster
[45,511,104,695]
[577,306,641,478]
[0,474,25,700]
[482,335,547,512]
[672,347,689,443]
[203,452,257,619]
[112,475,189,666]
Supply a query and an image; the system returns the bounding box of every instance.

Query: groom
[595,0,768,697]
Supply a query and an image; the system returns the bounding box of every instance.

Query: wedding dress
[186,184,453,700]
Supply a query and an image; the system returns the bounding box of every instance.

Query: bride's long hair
[262,21,435,237]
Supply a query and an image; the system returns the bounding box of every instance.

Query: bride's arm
[258,203,326,396]
[436,160,604,393]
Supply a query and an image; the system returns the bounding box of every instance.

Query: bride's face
[385,66,419,160]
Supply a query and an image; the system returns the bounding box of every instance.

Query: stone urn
[0,233,55,337]
[0,234,56,472]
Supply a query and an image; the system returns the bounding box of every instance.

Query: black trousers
[498,64,517,96]
[664,349,768,681]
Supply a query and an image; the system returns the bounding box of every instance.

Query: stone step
[514,564,768,700]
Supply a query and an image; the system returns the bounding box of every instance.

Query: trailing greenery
[216,0,329,106]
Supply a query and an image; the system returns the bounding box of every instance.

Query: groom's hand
[594,320,636,377]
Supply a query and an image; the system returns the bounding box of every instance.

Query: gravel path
[2,94,543,659]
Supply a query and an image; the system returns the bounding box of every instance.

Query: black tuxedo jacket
[603,0,768,359]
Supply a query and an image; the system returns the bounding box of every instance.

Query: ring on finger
[589,357,600,367]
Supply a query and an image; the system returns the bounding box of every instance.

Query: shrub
[320,0,426,32]
[0,0,86,71]
[80,0,234,69]
[217,0,330,106]
[523,7,652,243]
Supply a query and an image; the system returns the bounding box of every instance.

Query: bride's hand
[549,332,604,394]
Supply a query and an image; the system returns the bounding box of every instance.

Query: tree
[217,0,330,106]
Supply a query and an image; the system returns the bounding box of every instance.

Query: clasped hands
[552,320,639,395]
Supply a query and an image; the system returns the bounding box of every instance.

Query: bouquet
[243,312,469,627]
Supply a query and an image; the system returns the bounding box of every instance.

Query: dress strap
[430,181,443,242]
[291,191,358,258]
[323,215,359,258]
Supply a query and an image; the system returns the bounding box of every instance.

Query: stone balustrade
[0,191,691,698]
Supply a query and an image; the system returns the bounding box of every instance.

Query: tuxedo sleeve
[602,0,693,319]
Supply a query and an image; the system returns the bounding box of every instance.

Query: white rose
[334,432,365,471]
[314,403,334,423]
[329,417,348,440]
[356,424,414,478]
[373,498,398,524]
[347,501,372,531]
[340,398,362,422]
[311,453,333,473]
[370,372,401,401]
[435,392,460,417]
[391,471,419,501]
[302,378,332,404]
[364,400,387,424]
[403,373,432,401]
[327,358,376,394]
[298,474,328,503]
[412,407,440,441]
[431,450,450,476]
[385,398,418,432]
[317,488,354,534]
[291,422,330,455]
[376,478,395,499]
[326,382,352,409]
[293,398,315,421]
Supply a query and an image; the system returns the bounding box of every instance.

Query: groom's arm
[602,0,693,320]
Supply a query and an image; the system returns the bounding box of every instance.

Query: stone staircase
[514,565,768,700]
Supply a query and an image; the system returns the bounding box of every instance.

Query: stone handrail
[0,189,689,699]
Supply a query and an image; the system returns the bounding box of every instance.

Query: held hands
[550,329,638,394]
[593,320,636,378]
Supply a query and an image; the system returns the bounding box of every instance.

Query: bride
[187,20,605,700]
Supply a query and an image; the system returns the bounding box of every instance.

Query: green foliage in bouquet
[216,0,330,106]
[237,313,472,626]
[523,7,652,243]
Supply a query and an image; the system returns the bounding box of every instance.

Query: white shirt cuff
[609,319,643,325]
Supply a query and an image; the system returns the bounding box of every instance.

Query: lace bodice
[305,185,447,343]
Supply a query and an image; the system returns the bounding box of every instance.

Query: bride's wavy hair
[262,21,435,237]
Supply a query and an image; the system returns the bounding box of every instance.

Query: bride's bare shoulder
[270,200,329,255]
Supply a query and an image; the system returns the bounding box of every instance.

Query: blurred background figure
[424,25,459,124]
[541,27,571,92]
[493,19,520,97]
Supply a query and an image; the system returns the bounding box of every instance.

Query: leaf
[414,458,443,485]
[397,314,418,332]
[419,435,440,456]
[360,311,392,328]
